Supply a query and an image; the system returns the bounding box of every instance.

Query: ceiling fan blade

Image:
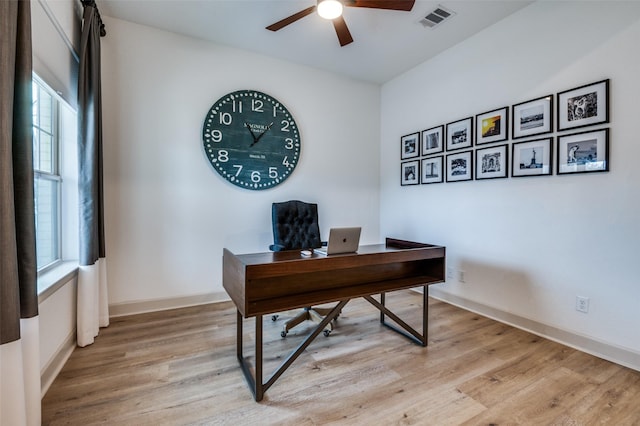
[332,16,354,47]
[345,0,415,11]
[266,5,317,31]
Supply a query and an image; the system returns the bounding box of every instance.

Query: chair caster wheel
[271,315,279,321]
[323,330,331,337]
[281,331,287,338]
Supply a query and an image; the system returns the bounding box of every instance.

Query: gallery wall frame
[445,150,473,182]
[557,128,609,175]
[476,144,508,180]
[512,137,553,178]
[476,106,509,145]
[512,95,553,139]
[401,160,420,186]
[557,79,609,131]
[446,117,473,151]
[401,132,420,160]
[421,125,444,156]
[399,77,611,186]
[421,156,444,184]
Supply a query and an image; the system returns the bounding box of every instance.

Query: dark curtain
[0,0,38,345]
[78,3,105,266]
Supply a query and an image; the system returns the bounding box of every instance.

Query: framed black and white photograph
[401,132,420,160]
[512,137,553,178]
[557,128,609,175]
[446,117,473,151]
[421,156,443,184]
[446,150,473,182]
[401,160,420,185]
[476,106,508,145]
[421,125,444,156]
[512,95,553,139]
[557,79,609,131]
[476,144,508,180]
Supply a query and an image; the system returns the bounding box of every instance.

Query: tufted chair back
[269,200,322,251]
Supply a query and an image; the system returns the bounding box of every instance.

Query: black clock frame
[202,90,301,190]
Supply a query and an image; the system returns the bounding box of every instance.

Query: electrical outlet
[447,267,454,279]
[458,270,465,283]
[576,296,589,313]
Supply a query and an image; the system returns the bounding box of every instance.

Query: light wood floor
[42,291,640,425]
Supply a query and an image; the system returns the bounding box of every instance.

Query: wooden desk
[223,238,446,401]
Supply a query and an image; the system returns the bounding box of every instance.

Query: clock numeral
[232,100,242,113]
[280,119,290,132]
[284,138,294,150]
[272,105,278,118]
[216,150,229,163]
[269,167,278,179]
[219,112,232,125]
[282,156,291,167]
[252,99,264,112]
[251,171,261,183]
[211,129,222,142]
[233,165,243,177]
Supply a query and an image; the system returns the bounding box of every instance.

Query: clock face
[202,90,301,190]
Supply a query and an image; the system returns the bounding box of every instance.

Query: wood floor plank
[461,367,597,424]
[42,292,640,425]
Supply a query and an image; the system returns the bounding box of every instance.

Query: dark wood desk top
[223,238,445,317]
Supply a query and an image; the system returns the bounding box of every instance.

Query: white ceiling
[98,0,533,84]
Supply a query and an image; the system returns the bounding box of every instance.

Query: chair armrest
[269,243,287,252]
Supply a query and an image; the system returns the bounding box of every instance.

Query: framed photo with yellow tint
[476,106,508,145]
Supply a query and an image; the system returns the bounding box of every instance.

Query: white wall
[101,17,381,312]
[381,1,640,366]
[38,274,76,395]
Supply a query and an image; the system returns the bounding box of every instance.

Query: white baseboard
[109,291,231,317]
[429,287,640,372]
[41,330,75,397]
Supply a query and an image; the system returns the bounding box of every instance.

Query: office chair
[269,200,337,337]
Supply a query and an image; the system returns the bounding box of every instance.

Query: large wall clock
[202,89,301,190]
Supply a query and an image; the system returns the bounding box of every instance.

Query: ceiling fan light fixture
[317,0,343,20]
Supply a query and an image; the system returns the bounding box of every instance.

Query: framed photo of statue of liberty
[512,138,553,177]
[557,79,609,131]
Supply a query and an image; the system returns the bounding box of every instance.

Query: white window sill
[38,260,78,304]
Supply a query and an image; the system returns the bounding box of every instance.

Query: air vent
[419,5,455,28]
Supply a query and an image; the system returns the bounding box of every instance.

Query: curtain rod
[81,0,106,37]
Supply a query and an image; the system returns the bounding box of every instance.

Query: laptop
[314,227,361,255]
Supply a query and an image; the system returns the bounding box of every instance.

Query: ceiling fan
[266,0,416,47]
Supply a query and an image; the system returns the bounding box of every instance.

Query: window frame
[32,73,65,273]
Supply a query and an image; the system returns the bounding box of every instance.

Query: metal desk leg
[365,285,428,347]
[236,301,348,402]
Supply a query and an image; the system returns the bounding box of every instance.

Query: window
[32,75,77,272]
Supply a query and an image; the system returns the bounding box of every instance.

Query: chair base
[274,307,339,338]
